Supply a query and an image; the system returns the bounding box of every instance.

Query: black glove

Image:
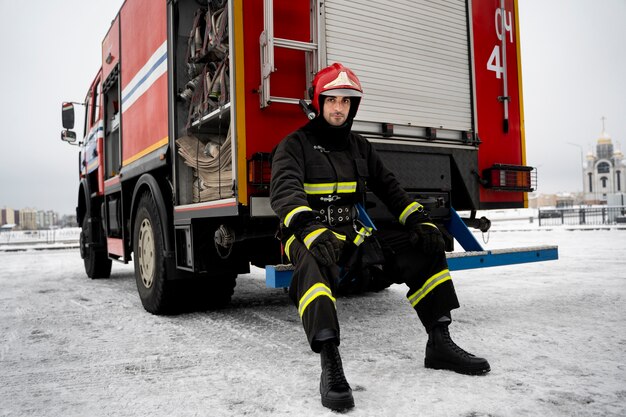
[405,210,445,255]
[295,224,344,266]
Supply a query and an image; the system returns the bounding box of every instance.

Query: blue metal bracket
[444,208,484,251]
[355,203,377,230]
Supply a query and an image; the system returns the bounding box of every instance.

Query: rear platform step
[265,245,559,288]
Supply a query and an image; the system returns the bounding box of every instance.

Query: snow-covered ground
[0,225,625,416]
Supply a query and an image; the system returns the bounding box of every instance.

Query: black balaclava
[303,96,361,151]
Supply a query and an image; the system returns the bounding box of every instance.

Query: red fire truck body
[62,0,554,314]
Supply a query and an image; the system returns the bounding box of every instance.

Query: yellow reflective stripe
[399,202,424,225]
[284,206,312,228]
[407,269,451,308]
[352,226,372,246]
[303,182,358,194]
[122,136,168,166]
[303,228,327,249]
[304,183,335,194]
[332,231,346,241]
[298,283,336,318]
[336,182,357,193]
[421,222,438,229]
[284,235,296,262]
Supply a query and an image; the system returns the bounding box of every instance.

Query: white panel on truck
[323,0,472,132]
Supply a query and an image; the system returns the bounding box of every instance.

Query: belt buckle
[327,204,336,226]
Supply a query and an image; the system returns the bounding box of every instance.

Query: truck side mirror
[61,129,77,144]
[62,102,75,129]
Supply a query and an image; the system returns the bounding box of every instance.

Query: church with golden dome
[583,118,625,203]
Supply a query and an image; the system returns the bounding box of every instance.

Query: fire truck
[61,0,557,314]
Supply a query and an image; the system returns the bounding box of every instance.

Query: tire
[80,216,112,279]
[133,191,175,314]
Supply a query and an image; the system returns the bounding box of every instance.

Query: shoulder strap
[346,133,369,196]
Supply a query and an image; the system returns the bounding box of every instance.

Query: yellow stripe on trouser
[298,283,336,318]
[407,269,451,308]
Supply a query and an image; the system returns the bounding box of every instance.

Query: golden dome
[598,130,612,144]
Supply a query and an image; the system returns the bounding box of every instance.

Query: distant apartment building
[19,209,38,230]
[2,207,71,229]
[36,210,57,229]
[2,207,14,225]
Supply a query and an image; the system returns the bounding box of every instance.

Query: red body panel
[242,1,312,159]
[107,237,125,257]
[120,0,168,166]
[102,15,120,81]
[472,0,525,205]
[120,0,166,88]
[121,75,169,166]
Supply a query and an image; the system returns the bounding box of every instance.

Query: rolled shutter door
[323,0,472,132]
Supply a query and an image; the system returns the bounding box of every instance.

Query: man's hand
[405,212,445,254]
[303,228,345,266]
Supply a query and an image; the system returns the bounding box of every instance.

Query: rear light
[248,153,272,186]
[482,164,536,192]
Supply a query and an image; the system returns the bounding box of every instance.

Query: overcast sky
[1,0,625,216]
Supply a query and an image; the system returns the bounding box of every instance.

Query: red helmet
[311,63,363,115]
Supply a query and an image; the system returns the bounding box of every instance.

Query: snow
[1,225,625,416]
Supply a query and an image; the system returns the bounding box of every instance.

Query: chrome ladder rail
[260,0,321,107]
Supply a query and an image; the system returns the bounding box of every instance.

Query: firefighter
[270,63,490,411]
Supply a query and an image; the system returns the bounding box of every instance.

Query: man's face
[322,95,351,127]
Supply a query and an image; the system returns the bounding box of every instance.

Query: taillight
[482,164,536,192]
[248,153,272,186]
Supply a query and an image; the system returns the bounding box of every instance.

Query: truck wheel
[80,216,112,279]
[133,192,175,314]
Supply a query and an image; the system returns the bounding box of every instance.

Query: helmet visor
[320,88,363,98]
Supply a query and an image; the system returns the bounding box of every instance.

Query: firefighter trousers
[287,224,461,352]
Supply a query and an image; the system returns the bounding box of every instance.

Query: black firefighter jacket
[270,123,421,247]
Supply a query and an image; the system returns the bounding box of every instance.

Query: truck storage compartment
[174,0,233,205]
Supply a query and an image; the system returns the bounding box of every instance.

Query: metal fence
[0,228,80,246]
[538,206,626,226]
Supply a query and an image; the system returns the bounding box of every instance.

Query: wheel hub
[137,218,155,289]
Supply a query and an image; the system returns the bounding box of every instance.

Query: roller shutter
[323,0,472,132]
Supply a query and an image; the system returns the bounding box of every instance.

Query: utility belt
[317,204,357,227]
[315,203,375,249]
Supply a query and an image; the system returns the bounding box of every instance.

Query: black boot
[319,342,355,411]
[425,324,491,375]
